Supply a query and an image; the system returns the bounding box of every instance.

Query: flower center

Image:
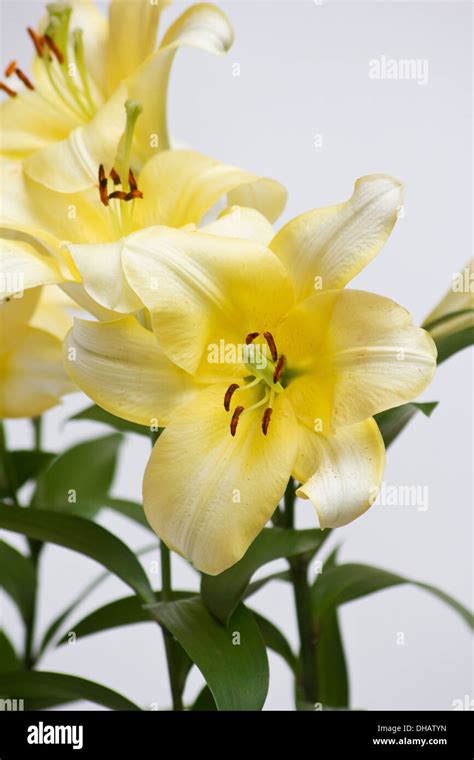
[1,3,97,122]
[224,332,286,437]
[96,99,144,237]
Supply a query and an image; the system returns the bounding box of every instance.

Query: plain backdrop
[1,0,472,710]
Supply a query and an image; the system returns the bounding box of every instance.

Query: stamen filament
[72,28,95,112]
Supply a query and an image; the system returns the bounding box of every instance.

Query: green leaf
[245,569,291,599]
[312,563,473,629]
[105,497,151,531]
[32,434,123,518]
[37,543,158,659]
[202,527,327,623]
[0,540,37,624]
[0,631,21,673]
[315,609,349,708]
[190,685,217,711]
[70,404,157,438]
[434,325,474,364]
[0,671,140,710]
[375,402,438,448]
[251,610,298,674]
[0,504,154,605]
[58,590,195,645]
[149,598,269,711]
[423,308,474,334]
[0,450,55,498]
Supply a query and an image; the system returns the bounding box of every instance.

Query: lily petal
[29,285,75,340]
[270,175,403,301]
[0,238,63,295]
[128,4,233,161]
[135,149,286,228]
[24,82,128,192]
[106,0,172,93]
[0,327,73,418]
[201,206,276,246]
[294,418,385,529]
[0,91,76,159]
[67,239,144,313]
[64,315,198,426]
[274,289,437,430]
[0,287,40,353]
[143,385,299,575]
[121,226,294,376]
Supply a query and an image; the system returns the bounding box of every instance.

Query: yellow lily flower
[0,147,286,314]
[64,174,437,575]
[0,285,74,418]
[0,0,233,192]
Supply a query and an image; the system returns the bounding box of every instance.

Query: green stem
[24,416,44,668]
[32,417,42,452]
[150,430,183,710]
[284,478,318,703]
[0,421,18,505]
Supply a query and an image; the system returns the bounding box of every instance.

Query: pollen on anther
[44,34,64,64]
[245,332,259,345]
[109,167,121,186]
[224,383,239,411]
[262,407,273,435]
[230,405,244,437]
[98,164,109,206]
[4,61,16,78]
[0,82,17,97]
[263,331,278,362]
[27,27,45,57]
[15,68,34,90]
[273,354,286,384]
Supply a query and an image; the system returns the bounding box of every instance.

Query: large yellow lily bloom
[64,174,437,575]
[0,285,74,418]
[0,149,286,314]
[0,0,233,192]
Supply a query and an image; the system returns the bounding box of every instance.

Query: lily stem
[0,421,18,505]
[24,416,44,669]
[284,478,318,704]
[150,430,183,711]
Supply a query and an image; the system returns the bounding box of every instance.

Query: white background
[1,0,472,710]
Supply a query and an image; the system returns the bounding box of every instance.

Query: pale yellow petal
[121,226,294,376]
[128,4,233,161]
[134,149,286,228]
[64,315,198,426]
[0,327,73,418]
[273,289,437,430]
[201,206,276,246]
[24,83,128,192]
[0,238,63,295]
[67,239,144,313]
[0,91,76,159]
[143,386,299,575]
[0,287,40,353]
[270,175,403,301]
[106,0,172,92]
[294,418,385,529]
[29,285,75,340]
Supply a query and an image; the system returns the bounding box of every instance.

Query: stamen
[263,331,278,362]
[27,27,45,57]
[109,167,121,186]
[108,190,129,201]
[0,82,17,97]
[230,406,244,437]
[273,354,286,384]
[262,407,273,435]
[72,28,94,112]
[98,164,109,207]
[224,383,239,411]
[245,332,259,344]
[44,34,64,64]
[4,61,16,78]
[15,68,34,90]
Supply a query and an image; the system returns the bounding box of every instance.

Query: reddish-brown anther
[262,407,273,435]
[4,61,17,78]
[224,384,240,411]
[15,68,34,90]
[98,164,109,206]
[0,82,17,97]
[27,27,45,57]
[44,34,64,64]
[245,332,260,345]
[263,331,278,362]
[273,354,286,384]
[109,167,121,186]
[230,406,245,437]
